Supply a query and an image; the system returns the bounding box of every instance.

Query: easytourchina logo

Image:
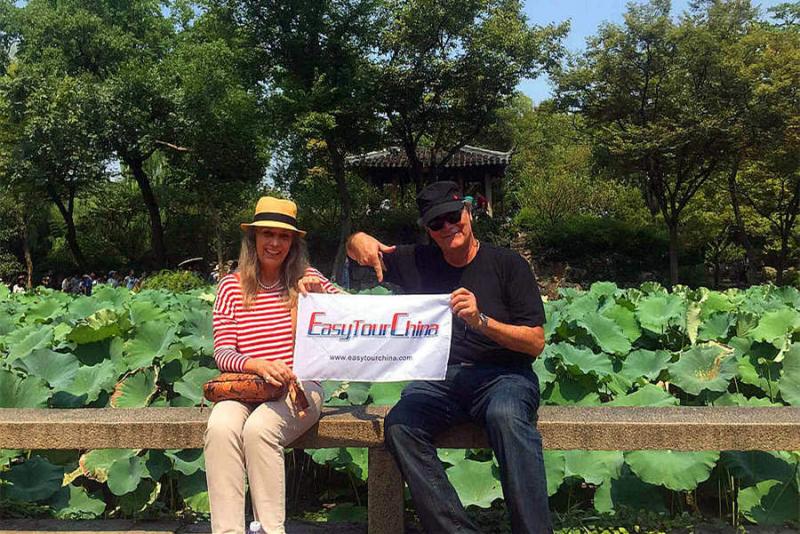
[307,312,440,341]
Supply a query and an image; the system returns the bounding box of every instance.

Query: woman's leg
[242,381,324,534]
[205,400,253,534]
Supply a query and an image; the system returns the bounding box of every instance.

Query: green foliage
[2,283,800,524]
[140,270,208,293]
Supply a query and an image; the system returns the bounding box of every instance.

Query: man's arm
[451,288,545,358]
[346,232,397,283]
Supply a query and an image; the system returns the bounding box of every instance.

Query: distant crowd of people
[3,270,146,295]
[3,261,234,295]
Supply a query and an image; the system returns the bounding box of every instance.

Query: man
[346,181,550,533]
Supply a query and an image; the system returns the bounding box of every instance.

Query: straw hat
[240,197,306,236]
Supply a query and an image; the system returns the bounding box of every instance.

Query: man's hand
[451,288,480,328]
[346,232,396,283]
[246,359,296,387]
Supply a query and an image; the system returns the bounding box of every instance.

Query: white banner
[293,293,451,382]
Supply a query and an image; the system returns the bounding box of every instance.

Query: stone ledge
[1,406,799,451]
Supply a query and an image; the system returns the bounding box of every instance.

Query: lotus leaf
[551,343,613,378]
[562,293,600,323]
[1,455,64,502]
[636,294,685,334]
[178,471,210,513]
[165,449,205,476]
[564,450,623,485]
[0,369,50,407]
[606,384,677,407]
[179,309,213,356]
[544,375,601,406]
[118,479,160,515]
[368,382,407,405]
[122,321,176,368]
[601,304,641,342]
[17,348,79,390]
[68,309,130,345]
[128,300,167,326]
[446,459,502,508]
[52,359,117,407]
[144,451,172,482]
[532,352,557,390]
[700,292,735,319]
[589,281,619,299]
[75,449,137,483]
[748,308,800,347]
[778,343,800,405]
[49,484,107,519]
[712,392,778,407]
[543,450,566,496]
[593,466,668,514]
[698,312,734,342]
[5,324,54,362]
[110,367,159,408]
[669,345,736,395]
[107,455,148,496]
[65,298,106,321]
[577,313,631,354]
[737,353,781,399]
[173,367,218,405]
[618,349,671,384]
[738,479,800,525]
[720,451,796,488]
[624,450,719,491]
[24,298,65,323]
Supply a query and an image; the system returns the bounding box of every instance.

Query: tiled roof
[346,145,512,168]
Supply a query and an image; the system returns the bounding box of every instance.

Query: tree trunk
[211,207,227,278]
[128,157,167,268]
[668,222,680,286]
[776,235,789,286]
[21,219,33,289]
[46,184,85,269]
[329,140,352,283]
[727,161,759,284]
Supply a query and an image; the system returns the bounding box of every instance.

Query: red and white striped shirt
[212,267,338,372]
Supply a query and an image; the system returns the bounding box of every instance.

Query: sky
[518,0,788,103]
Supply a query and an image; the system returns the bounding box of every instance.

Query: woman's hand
[297,273,325,295]
[245,358,296,387]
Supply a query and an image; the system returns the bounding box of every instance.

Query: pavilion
[346,145,512,216]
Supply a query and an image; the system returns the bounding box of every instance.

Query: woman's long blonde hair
[237,227,309,309]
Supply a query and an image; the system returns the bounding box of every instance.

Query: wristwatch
[478,312,489,329]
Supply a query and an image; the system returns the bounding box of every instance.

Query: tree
[724,3,800,284]
[556,0,755,284]
[6,0,186,268]
[163,7,271,274]
[0,65,107,269]
[377,0,566,191]
[219,0,384,280]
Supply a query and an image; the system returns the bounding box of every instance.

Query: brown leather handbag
[203,373,309,412]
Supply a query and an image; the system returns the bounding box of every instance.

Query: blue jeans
[385,363,552,534]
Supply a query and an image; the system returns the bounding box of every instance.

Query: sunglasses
[427,209,463,231]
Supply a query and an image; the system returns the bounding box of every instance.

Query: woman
[205,196,340,534]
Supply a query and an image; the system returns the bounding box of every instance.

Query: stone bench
[2,406,800,533]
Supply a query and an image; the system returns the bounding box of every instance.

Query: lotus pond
[0,282,798,528]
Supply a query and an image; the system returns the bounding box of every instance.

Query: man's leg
[468,367,552,534]
[384,367,479,533]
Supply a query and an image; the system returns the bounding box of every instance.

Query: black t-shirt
[382,243,546,367]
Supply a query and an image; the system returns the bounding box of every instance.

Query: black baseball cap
[416,181,465,226]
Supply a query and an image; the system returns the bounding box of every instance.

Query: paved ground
[0,519,367,534]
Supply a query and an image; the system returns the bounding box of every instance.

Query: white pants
[204,381,324,534]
